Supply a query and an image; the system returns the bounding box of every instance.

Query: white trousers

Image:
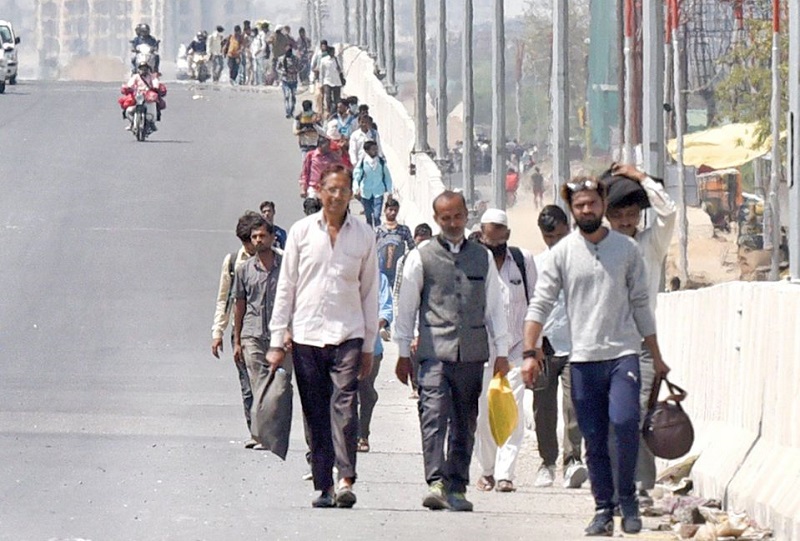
[474,361,526,481]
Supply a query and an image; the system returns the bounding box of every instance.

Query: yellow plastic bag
[488,374,518,447]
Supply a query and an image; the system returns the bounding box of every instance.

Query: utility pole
[552,0,570,214]
[377,0,386,72]
[514,41,525,144]
[623,0,635,164]
[463,0,475,203]
[437,0,448,162]
[671,0,689,285]
[308,0,317,43]
[360,0,368,48]
[368,0,377,57]
[643,0,665,179]
[414,0,429,152]
[315,1,323,43]
[355,0,362,46]
[385,0,397,94]
[344,0,351,44]
[766,0,782,280]
[789,0,800,281]
[491,0,507,209]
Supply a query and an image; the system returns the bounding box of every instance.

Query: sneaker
[564,461,589,489]
[622,514,643,534]
[302,471,313,481]
[252,443,267,451]
[584,511,614,537]
[124,124,132,131]
[422,481,449,510]
[311,490,335,508]
[534,465,556,488]
[335,484,357,508]
[244,438,258,449]
[447,492,474,512]
[379,328,391,341]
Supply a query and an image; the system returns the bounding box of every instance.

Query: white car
[0,20,20,85]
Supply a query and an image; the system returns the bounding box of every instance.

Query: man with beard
[521,178,670,537]
[394,191,509,512]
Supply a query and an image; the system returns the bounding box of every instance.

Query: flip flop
[496,480,517,493]
[477,475,496,492]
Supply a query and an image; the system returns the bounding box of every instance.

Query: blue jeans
[282,81,297,117]
[361,195,383,228]
[570,355,641,516]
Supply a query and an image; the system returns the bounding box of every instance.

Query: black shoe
[584,512,614,537]
[622,514,643,534]
[311,490,335,508]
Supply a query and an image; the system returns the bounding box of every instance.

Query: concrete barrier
[340,46,445,229]
[656,281,800,539]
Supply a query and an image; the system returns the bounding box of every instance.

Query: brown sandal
[477,475,496,492]
[496,479,517,492]
[356,438,370,452]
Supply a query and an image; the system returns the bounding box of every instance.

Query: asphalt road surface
[0,81,669,541]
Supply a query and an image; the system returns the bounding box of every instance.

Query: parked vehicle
[697,168,743,232]
[0,20,20,85]
[175,45,190,80]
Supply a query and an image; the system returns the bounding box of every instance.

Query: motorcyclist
[187,31,208,55]
[123,61,161,133]
[130,23,160,73]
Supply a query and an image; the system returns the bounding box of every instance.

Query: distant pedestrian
[268,165,379,509]
[319,46,344,117]
[474,209,537,495]
[296,27,312,84]
[374,197,414,287]
[357,272,393,453]
[251,23,269,85]
[394,191,509,512]
[208,26,225,82]
[294,100,322,159]
[277,47,300,118]
[522,177,670,537]
[210,212,260,448]
[302,196,322,216]
[310,40,329,113]
[532,167,545,209]
[258,200,288,250]
[299,137,343,199]
[223,25,244,84]
[353,141,392,228]
[326,100,357,141]
[349,114,382,166]
[269,26,291,85]
[531,205,587,490]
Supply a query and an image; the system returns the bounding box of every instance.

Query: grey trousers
[293,339,362,492]
[230,334,253,432]
[417,358,484,493]
[532,354,583,467]
[357,354,382,439]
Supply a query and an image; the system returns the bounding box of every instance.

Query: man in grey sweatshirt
[521,178,670,537]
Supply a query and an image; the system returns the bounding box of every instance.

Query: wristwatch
[522,349,538,360]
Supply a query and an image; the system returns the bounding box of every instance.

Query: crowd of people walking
[207,24,678,538]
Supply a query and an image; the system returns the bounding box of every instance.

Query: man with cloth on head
[394,191,509,512]
[473,209,537,494]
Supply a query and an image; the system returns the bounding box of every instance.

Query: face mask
[576,216,603,234]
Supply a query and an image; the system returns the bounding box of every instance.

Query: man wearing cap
[521,178,670,536]
[601,163,677,507]
[394,191,509,512]
[473,209,537,494]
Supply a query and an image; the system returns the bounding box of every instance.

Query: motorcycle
[189,51,211,82]
[132,42,160,74]
[130,93,152,142]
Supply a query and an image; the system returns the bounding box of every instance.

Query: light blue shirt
[375,273,393,356]
[353,156,392,200]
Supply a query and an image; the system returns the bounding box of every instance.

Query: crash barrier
[340,46,445,229]
[656,281,800,539]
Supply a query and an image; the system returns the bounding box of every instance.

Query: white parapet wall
[656,281,800,540]
[340,46,445,229]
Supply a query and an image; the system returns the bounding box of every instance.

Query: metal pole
[414,0,429,152]
[789,0,800,280]
[491,0,506,209]
[344,0,351,44]
[368,0,377,57]
[552,0,570,214]
[643,0,665,178]
[767,0,782,279]
[385,0,397,94]
[671,0,689,284]
[308,0,316,43]
[437,0,448,161]
[377,0,386,72]
[315,1,323,43]
[355,0,362,45]
[623,0,635,164]
[463,0,475,203]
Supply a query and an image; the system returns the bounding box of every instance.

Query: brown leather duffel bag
[643,376,695,460]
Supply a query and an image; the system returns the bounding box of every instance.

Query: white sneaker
[534,465,556,488]
[563,461,589,489]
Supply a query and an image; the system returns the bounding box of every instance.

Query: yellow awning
[667,122,784,170]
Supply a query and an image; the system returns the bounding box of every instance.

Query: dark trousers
[532,354,583,467]
[293,339,362,492]
[357,354,382,439]
[227,57,241,83]
[230,334,253,431]
[571,355,641,515]
[417,358,484,493]
[322,84,342,116]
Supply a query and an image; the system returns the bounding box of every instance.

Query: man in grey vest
[395,191,509,512]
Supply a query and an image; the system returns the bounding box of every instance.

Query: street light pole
[789,0,800,280]
[766,0,782,280]
[552,0,570,214]
[463,0,475,203]
[344,0,351,44]
[437,0,448,161]
[377,0,386,73]
[671,0,689,285]
[385,0,397,94]
[355,0,362,46]
[413,0,429,152]
[491,0,507,210]
[367,0,377,57]
[643,1,664,179]
[623,0,635,164]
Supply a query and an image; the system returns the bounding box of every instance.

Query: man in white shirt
[318,46,344,117]
[602,162,677,506]
[473,209,537,495]
[394,191,509,512]
[349,114,383,165]
[207,26,225,82]
[268,164,379,510]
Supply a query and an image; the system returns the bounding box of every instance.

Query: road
[0,81,668,540]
